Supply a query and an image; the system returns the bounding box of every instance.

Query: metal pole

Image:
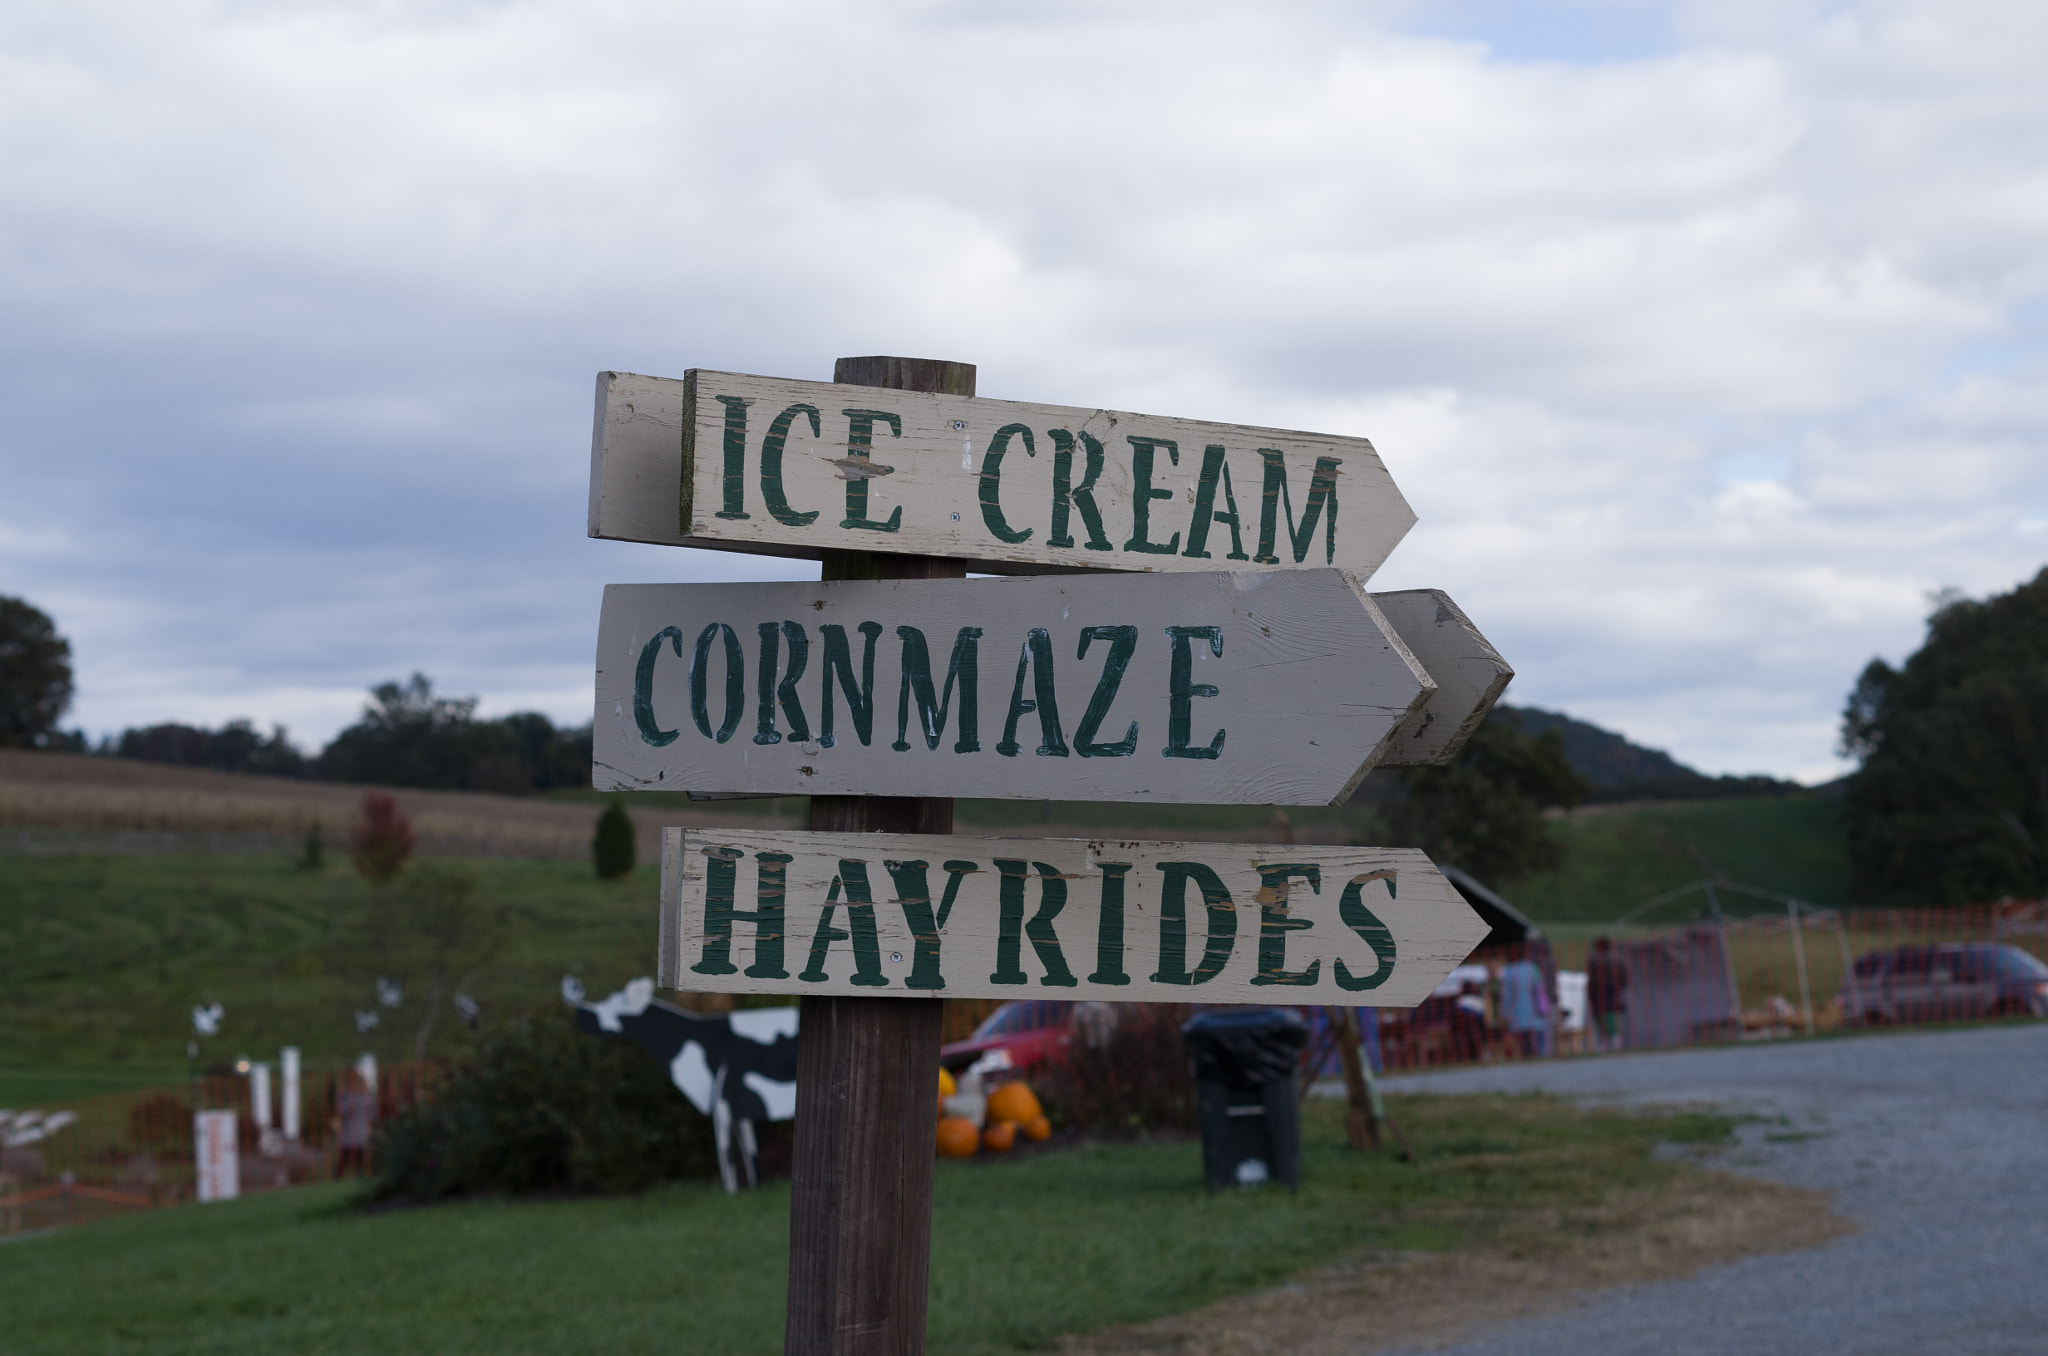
[1787,896,1815,1037]
[1703,879,1743,1035]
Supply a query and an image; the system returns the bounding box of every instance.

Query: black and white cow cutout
[572,978,799,1192]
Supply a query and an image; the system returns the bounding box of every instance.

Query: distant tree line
[100,674,594,794]
[0,592,592,794]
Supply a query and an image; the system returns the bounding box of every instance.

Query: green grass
[0,854,662,1072]
[1,1094,1736,1356]
[1511,796,1851,924]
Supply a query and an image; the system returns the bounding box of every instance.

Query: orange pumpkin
[937,1068,957,1098]
[981,1120,1017,1153]
[936,1116,980,1158]
[986,1080,1042,1127]
[1022,1114,1052,1142]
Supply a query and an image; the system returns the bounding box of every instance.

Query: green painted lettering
[996,628,1068,757]
[692,847,791,979]
[1333,870,1398,991]
[990,859,1079,988]
[1182,445,1250,560]
[1254,449,1343,565]
[760,404,822,527]
[1251,863,1321,987]
[1163,625,1225,760]
[977,423,1035,544]
[818,621,883,748]
[634,626,684,747]
[753,621,812,745]
[797,864,889,987]
[839,408,903,533]
[1088,862,1133,985]
[689,623,744,744]
[1123,436,1181,554]
[1150,861,1237,985]
[1074,625,1138,757]
[1047,429,1114,551]
[893,626,983,753]
[714,395,751,520]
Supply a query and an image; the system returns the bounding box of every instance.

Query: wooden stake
[1333,1007,1380,1150]
[783,356,972,1356]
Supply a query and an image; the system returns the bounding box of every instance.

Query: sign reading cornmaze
[658,830,1490,1007]
[594,571,1440,803]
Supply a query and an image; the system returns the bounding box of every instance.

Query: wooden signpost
[585,355,1511,1356]
[593,571,1436,804]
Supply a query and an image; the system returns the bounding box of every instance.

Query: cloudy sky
[4,0,2045,783]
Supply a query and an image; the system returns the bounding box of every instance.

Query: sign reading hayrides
[659,829,1490,1007]
[589,370,1416,578]
[595,571,1454,804]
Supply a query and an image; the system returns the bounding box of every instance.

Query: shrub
[351,792,415,883]
[297,822,325,872]
[592,799,635,879]
[1035,1004,1198,1137]
[371,1010,718,1200]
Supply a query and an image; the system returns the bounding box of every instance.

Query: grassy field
[0,1093,1755,1356]
[0,853,662,1073]
[1511,796,1851,924]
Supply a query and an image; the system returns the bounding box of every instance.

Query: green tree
[592,799,636,880]
[1841,567,2048,904]
[0,596,74,748]
[1381,711,1588,887]
[357,863,512,1061]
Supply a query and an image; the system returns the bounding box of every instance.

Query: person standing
[1498,944,1552,1059]
[331,1069,376,1178]
[1587,936,1630,1052]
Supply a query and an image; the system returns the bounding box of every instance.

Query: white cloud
[2,0,2046,777]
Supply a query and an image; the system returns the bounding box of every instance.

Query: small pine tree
[298,821,325,872]
[592,799,635,880]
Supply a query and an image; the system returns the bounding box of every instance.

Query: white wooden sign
[589,370,1415,579]
[594,569,1432,806]
[194,1110,238,1202]
[660,829,1489,1007]
[1372,590,1513,766]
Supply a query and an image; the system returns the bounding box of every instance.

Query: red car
[940,1001,1076,1076]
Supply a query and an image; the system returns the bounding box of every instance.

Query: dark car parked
[1841,943,2048,1026]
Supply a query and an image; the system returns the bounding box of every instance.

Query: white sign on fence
[660,829,1488,1007]
[595,569,1433,805]
[194,1109,239,1203]
[589,370,1416,579]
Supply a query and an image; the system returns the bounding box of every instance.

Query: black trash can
[1182,1007,1309,1191]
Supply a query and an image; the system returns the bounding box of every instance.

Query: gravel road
[1374,1023,2048,1356]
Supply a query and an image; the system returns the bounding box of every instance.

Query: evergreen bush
[592,799,635,879]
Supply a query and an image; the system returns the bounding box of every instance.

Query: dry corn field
[0,750,798,860]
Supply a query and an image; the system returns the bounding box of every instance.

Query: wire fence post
[1787,895,1816,1037]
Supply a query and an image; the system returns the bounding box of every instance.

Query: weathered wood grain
[1371,589,1513,766]
[785,355,966,1356]
[588,369,1415,579]
[594,569,1433,806]
[659,829,1488,1008]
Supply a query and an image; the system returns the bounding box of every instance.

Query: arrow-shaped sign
[589,370,1416,580]
[1370,590,1513,766]
[595,569,1432,805]
[658,828,1490,1007]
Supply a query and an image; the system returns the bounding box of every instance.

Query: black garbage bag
[1182,1007,1310,1088]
